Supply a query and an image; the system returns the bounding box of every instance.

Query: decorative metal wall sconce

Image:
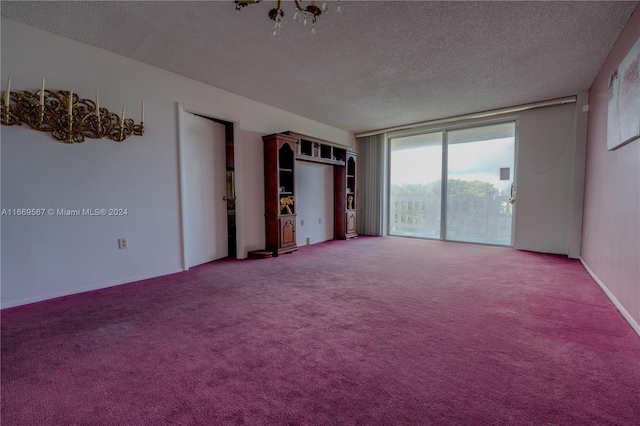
[1,77,144,144]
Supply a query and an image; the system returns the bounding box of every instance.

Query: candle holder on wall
[1,79,144,144]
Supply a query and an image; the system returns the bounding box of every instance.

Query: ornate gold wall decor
[1,78,144,144]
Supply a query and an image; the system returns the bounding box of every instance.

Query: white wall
[0,18,354,308]
[581,5,640,333]
[295,162,334,246]
[568,92,589,259]
[513,102,583,255]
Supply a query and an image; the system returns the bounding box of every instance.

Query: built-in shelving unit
[285,131,347,167]
[262,133,299,257]
[345,152,358,238]
[255,132,358,257]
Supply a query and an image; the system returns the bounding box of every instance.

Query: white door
[183,113,228,267]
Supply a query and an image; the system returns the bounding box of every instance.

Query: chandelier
[235,0,342,36]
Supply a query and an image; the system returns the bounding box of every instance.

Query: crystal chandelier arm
[235,0,262,10]
[235,0,338,34]
[294,0,322,22]
[268,0,283,21]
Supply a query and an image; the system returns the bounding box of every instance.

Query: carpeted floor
[2,236,639,425]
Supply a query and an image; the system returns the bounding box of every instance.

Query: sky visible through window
[391,135,514,196]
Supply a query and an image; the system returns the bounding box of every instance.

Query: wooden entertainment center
[258,131,358,257]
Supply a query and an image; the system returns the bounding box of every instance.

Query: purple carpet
[2,237,639,425]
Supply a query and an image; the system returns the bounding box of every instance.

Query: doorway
[389,121,516,246]
[181,111,236,267]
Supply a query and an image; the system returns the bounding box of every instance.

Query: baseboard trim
[580,257,640,337]
[0,268,182,310]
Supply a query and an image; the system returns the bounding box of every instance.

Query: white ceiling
[1,1,637,134]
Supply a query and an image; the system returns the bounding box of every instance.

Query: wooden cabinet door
[280,217,296,248]
[346,211,357,234]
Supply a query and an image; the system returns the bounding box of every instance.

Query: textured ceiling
[1,1,638,133]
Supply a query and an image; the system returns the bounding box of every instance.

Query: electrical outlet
[306,237,311,245]
[301,219,304,226]
[318,218,322,224]
[118,238,128,249]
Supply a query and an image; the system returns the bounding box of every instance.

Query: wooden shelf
[263,133,299,257]
[283,131,353,151]
[248,249,273,259]
[296,154,345,166]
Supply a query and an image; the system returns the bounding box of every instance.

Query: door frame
[177,102,243,270]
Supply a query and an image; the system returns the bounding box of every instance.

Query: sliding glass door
[389,122,515,246]
[389,132,443,238]
[446,124,515,244]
